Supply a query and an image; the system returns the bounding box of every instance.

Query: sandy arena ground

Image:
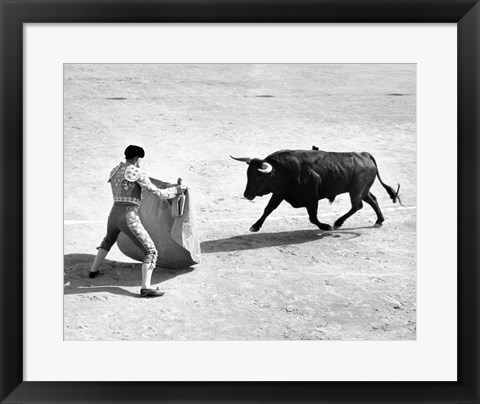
[64,64,416,341]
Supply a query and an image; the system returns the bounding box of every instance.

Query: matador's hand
[176,185,188,195]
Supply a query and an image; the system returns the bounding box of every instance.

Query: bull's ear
[230,156,251,164]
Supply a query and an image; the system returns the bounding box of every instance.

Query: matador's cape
[116,178,201,268]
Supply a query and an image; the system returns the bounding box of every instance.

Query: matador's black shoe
[140,287,165,297]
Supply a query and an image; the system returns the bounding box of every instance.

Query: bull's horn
[230,156,252,164]
[258,162,273,174]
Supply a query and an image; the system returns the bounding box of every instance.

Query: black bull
[231,148,402,232]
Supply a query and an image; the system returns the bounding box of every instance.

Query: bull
[231,147,402,232]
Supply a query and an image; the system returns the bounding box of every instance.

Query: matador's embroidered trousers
[99,203,157,267]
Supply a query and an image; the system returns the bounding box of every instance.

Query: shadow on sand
[64,253,194,297]
[200,228,361,254]
[65,227,365,296]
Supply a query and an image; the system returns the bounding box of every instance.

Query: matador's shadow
[200,228,361,254]
[64,253,194,297]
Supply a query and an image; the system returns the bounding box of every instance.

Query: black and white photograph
[63,63,416,341]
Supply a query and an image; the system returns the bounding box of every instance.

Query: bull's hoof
[249,225,260,232]
[332,225,341,230]
[319,224,333,231]
[373,223,382,228]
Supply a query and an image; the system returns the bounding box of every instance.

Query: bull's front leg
[250,194,284,232]
[306,201,332,231]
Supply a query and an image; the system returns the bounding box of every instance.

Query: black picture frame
[1,1,479,403]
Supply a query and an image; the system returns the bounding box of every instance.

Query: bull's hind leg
[363,192,385,227]
[333,193,363,229]
[306,201,332,231]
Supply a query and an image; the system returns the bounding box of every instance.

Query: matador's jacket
[108,162,177,204]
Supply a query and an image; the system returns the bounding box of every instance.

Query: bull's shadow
[200,228,361,254]
[64,253,194,297]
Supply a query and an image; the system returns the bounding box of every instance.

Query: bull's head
[230,155,274,200]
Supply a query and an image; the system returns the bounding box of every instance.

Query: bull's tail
[369,154,404,206]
